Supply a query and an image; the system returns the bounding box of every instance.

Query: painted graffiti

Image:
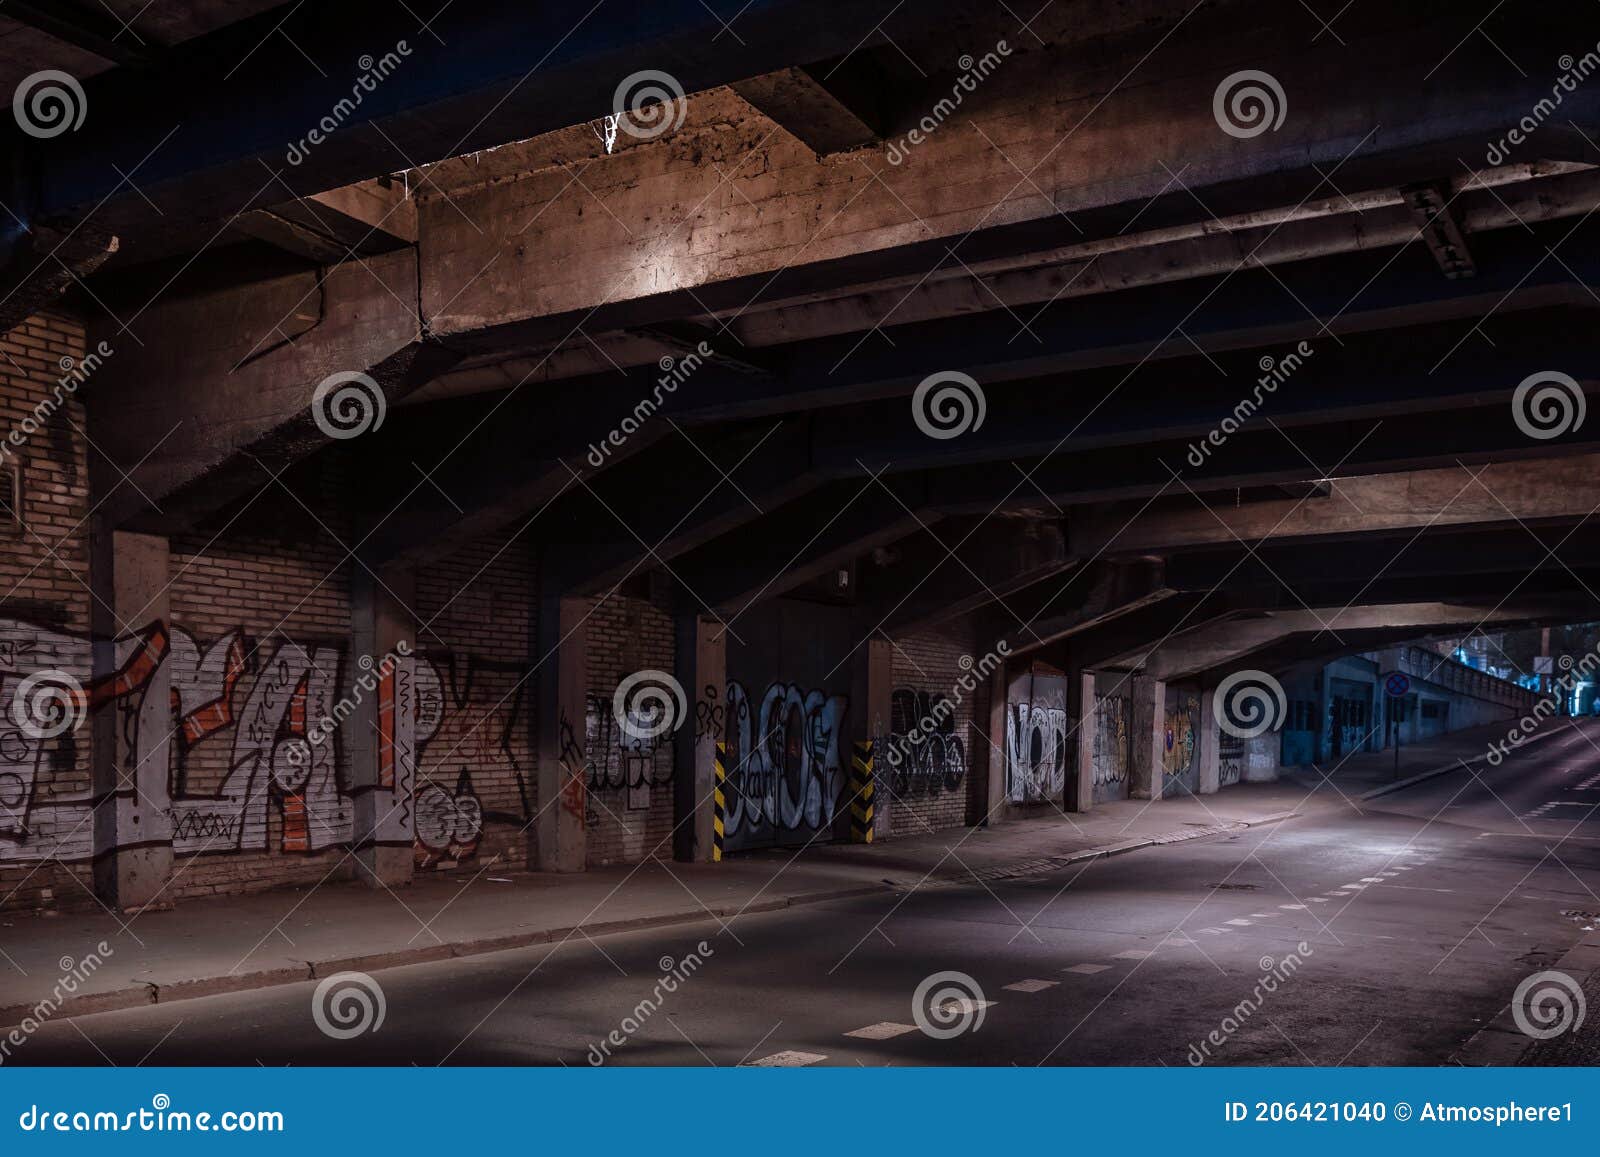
[722,680,848,850]
[0,617,501,867]
[886,687,966,798]
[584,693,674,794]
[1006,699,1068,803]
[1092,692,1130,796]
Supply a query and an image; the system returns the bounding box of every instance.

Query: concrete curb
[1358,719,1578,801]
[0,815,1299,1030]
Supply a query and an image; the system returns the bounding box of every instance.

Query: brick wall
[0,312,93,911]
[583,585,676,867]
[162,460,355,901]
[414,533,537,871]
[885,622,983,837]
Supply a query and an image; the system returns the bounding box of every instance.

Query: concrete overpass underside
[0,0,1596,910]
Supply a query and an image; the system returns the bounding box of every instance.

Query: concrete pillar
[1069,667,1095,812]
[349,566,418,889]
[1130,674,1166,801]
[673,612,724,862]
[985,666,1008,820]
[90,528,173,911]
[1197,678,1221,794]
[847,637,893,839]
[533,592,589,872]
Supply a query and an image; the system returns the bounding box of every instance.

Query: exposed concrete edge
[1359,720,1577,802]
[0,817,1297,1030]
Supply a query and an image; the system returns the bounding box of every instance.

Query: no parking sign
[1383,671,1410,698]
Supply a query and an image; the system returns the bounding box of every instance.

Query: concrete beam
[1074,455,1600,556]
[87,250,452,530]
[730,58,895,156]
[419,8,1600,351]
[1106,601,1575,682]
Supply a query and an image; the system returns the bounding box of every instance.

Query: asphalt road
[13,720,1600,1067]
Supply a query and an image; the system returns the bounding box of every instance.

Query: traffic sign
[1383,671,1410,698]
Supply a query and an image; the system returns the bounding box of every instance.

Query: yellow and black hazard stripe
[849,740,874,843]
[712,741,727,862]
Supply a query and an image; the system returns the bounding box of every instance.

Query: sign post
[1383,671,1410,778]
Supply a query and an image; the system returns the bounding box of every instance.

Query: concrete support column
[1069,667,1095,813]
[848,637,893,839]
[533,592,589,872]
[90,528,173,911]
[985,666,1008,820]
[673,612,724,862]
[1197,679,1221,794]
[350,566,418,890]
[1130,674,1166,801]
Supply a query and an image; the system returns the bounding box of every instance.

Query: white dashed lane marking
[747,1051,828,1067]
[844,1022,917,1040]
[1003,979,1058,993]
[1063,963,1112,975]
[1111,950,1152,960]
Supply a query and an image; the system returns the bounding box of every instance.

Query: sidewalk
[0,782,1305,1029]
[1280,716,1583,800]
